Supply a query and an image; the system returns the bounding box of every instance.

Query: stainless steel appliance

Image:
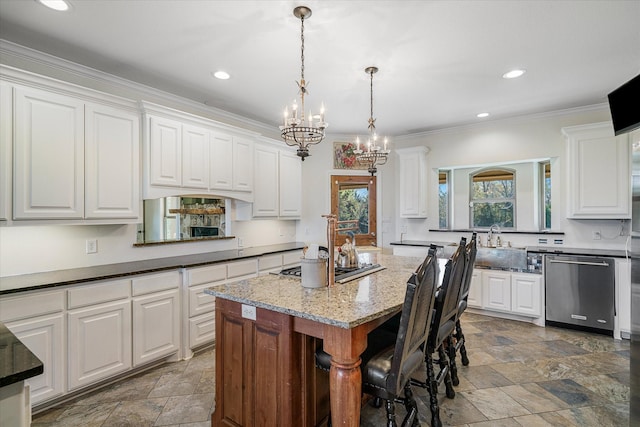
[190,226,219,237]
[545,254,615,334]
[278,263,384,284]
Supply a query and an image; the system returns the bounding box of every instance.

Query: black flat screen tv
[608,73,640,135]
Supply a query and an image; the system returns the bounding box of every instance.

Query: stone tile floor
[33,313,630,426]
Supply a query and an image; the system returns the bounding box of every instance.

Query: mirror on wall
[136,197,230,244]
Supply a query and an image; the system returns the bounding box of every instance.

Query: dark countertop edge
[390,241,627,258]
[390,240,454,247]
[427,229,565,235]
[0,242,306,295]
[132,235,235,247]
[0,323,44,387]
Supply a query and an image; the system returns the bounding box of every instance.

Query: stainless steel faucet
[487,224,501,247]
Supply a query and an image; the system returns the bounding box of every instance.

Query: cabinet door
[466,269,482,308]
[67,299,132,390]
[14,86,84,219]
[182,124,209,189]
[233,137,253,191]
[132,289,180,367]
[210,131,234,190]
[5,314,65,405]
[149,115,182,187]
[482,271,511,312]
[189,311,216,350]
[0,81,11,221]
[85,104,140,219]
[279,150,302,218]
[397,147,428,218]
[253,145,279,217]
[565,122,630,218]
[511,273,542,317]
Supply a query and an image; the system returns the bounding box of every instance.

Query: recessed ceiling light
[37,0,70,11]
[477,112,490,118]
[503,69,526,79]
[213,71,230,80]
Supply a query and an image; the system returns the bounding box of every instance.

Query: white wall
[387,106,631,251]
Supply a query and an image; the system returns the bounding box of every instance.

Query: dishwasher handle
[547,259,610,267]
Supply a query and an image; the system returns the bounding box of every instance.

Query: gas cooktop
[277,263,385,284]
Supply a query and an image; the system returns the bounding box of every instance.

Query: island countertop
[205,253,426,329]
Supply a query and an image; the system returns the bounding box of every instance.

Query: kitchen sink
[474,246,527,270]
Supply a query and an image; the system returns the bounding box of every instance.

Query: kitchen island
[205,253,424,427]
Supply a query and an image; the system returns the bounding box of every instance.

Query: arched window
[469,168,515,229]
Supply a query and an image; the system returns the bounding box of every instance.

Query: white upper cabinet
[0,81,11,221]
[250,142,301,219]
[149,115,182,188]
[210,131,233,190]
[253,144,279,217]
[5,68,141,224]
[85,103,140,219]
[396,146,429,218]
[564,122,630,219]
[182,124,210,190]
[233,136,254,192]
[142,102,256,200]
[279,149,302,218]
[14,85,85,219]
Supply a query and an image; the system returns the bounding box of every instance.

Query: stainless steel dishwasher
[545,254,615,335]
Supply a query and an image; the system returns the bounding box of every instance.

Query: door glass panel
[331,175,377,246]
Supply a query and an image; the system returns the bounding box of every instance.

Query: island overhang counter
[205,253,424,427]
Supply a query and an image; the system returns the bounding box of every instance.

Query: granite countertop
[0,242,305,295]
[205,253,427,329]
[525,246,627,258]
[391,241,628,258]
[0,322,43,387]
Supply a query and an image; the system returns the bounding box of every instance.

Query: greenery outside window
[331,175,377,246]
[438,170,450,229]
[540,161,551,229]
[470,168,515,228]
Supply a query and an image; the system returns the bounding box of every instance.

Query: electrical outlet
[592,231,601,240]
[400,225,408,233]
[238,237,244,247]
[86,239,97,254]
[241,304,256,320]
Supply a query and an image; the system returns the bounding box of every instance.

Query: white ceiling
[0,0,638,136]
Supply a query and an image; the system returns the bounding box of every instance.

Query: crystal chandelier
[354,66,390,175]
[279,6,327,161]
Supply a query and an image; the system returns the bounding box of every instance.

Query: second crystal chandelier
[354,66,390,176]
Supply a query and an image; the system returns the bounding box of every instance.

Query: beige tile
[101,398,167,427]
[154,393,215,426]
[499,383,569,413]
[552,403,629,427]
[490,362,548,384]
[513,414,564,427]
[461,388,530,420]
[571,374,630,403]
[464,365,514,389]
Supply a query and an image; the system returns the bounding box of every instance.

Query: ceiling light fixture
[213,70,230,80]
[279,6,327,161]
[477,112,490,118]
[353,66,390,176]
[503,69,526,79]
[38,0,69,11]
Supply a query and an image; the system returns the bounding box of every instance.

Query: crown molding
[0,39,278,137]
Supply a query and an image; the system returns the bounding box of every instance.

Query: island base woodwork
[212,298,329,427]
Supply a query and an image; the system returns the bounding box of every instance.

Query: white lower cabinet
[511,273,542,316]
[132,286,180,367]
[0,290,66,405]
[67,300,132,390]
[466,270,482,308]
[475,269,543,319]
[183,264,226,357]
[482,270,512,312]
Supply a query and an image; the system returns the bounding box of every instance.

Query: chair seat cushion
[315,328,397,372]
[363,347,424,395]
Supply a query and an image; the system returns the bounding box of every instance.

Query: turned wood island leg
[322,324,368,427]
